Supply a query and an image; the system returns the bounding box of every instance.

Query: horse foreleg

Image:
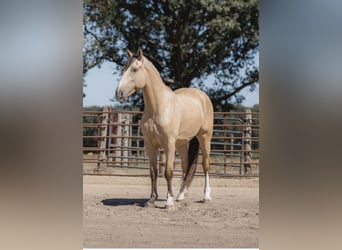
[165,141,176,209]
[145,143,158,207]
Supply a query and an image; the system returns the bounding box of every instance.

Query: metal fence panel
[83,108,259,177]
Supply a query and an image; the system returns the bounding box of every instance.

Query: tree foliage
[84,0,259,110]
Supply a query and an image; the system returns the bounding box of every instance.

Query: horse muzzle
[115,87,136,103]
[115,88,127,102]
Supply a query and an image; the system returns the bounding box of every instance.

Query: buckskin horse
[115,48,214,210]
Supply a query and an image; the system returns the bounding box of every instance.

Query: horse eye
[132,68,138,73]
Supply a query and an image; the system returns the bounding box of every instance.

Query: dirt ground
[83,174,259,248]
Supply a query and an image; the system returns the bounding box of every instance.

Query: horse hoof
[176,193,186,202]
[165,204,176,211]
[245,166,252,175]
[144,201,155,208]
[176,197,185,202]
[203,198,212,204]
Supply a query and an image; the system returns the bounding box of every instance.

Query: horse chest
[141,118,164,147]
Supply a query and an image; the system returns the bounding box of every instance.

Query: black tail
[183,137,200,188]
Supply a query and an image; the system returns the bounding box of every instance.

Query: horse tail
[183,136,200,188]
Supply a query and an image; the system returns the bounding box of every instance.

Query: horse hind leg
[198,133,212,202]
[176,137,200,202]
[176,143,188,201]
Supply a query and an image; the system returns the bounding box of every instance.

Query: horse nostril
[116,89,125,101]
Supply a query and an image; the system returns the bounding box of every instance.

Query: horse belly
[177,108,203,139]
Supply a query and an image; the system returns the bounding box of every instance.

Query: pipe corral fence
[83,107,259,177]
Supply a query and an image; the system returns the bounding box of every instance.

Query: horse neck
[142,61,173,116]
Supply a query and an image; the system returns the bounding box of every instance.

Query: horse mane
[143,57,162,79]
[141,56,176,95]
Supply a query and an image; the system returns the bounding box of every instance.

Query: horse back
[174,88,214,136]
[174,88,213,117]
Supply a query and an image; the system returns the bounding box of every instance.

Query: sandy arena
[83,174,258,248]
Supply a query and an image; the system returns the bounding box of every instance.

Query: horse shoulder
[141,115,162,147]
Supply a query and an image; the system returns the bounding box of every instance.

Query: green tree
[84,0,259,110]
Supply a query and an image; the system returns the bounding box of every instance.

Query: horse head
[115,47,147,102]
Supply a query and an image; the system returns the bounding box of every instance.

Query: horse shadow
[101,198,171,209]
[101,198,149,207]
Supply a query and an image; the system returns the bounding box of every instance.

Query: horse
[115,48,214,210]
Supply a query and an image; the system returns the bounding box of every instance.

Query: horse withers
[115,48,214,210]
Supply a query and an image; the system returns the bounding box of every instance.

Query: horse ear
[126,49,133,58]
[137,47,144,60]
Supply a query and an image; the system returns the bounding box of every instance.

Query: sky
[83,61,259,108]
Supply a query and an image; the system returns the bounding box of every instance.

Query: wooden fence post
[114,113,132,167]
[111,112,119,164]
[243,109,252,175]
[99,106,109,164]
[121,114,131,166]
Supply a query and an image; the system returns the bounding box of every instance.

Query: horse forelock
[122,56,138,73]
